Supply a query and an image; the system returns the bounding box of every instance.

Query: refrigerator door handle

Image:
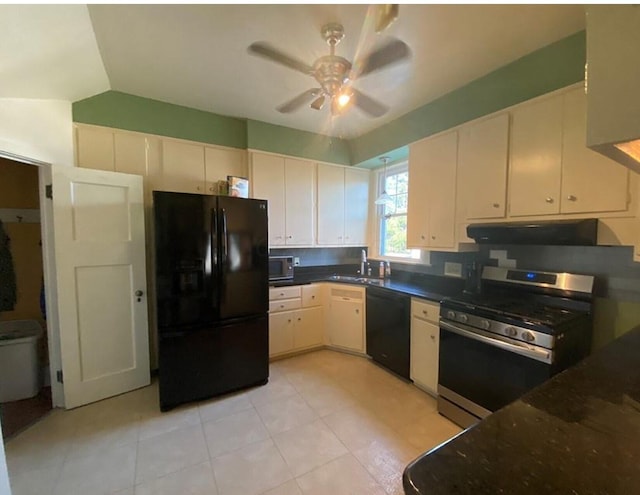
[221,208,228,265]
[211,208,219,306]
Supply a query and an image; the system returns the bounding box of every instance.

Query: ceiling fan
[247,17,410,118]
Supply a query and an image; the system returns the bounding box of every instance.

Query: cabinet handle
[492,203,500,208]
[287,235,292,239]
[545,197,554,204]
[567,195,577,201]
[421,235,425,240]
[338,236,343,239]
[288,319,291,323]
[209,186,214,192]
[311,295,315,299]
[196,186,202,191]
[431,235,436,240]
[280,304,285,309]
[422,310,428,316]
[297,317,301,321]
[355,309,359,314]
[430,335,436,340]
[279,292,285,296]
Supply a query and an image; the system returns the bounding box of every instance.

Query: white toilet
[0,320,43,403]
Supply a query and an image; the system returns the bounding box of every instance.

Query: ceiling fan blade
[357,39,410,78]
[351,88,388,117]
[248,42,314,75]
[375,4,399,33]
[276,88,321,113]
[310,95,326,110]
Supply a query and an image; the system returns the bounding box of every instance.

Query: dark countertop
[403,325,640,495]
[270,270,464,303]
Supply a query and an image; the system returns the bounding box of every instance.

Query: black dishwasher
[366,286,411,380]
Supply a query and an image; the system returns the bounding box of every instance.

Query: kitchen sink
[327,275,384,286]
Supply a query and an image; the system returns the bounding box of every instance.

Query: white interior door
[51,166,150,409]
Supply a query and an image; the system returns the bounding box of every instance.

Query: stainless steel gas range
[437,266,594,428]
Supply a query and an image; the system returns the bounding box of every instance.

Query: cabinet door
[161,140,205,194]
[561,89,630,214]
[269,311,294,357]
[251,153,286,246]
[410,317,439,395]
[407,139,431,248]
[327,298,363,352]
[344,168,370,245]
[114,133,147,176]
[426,131,457,248]
[75,126,115,171]
[302,284,322,307]
[294,307,324,349]
[317,164,345,245]
[458,114,509,219]
[285,158,315,245]
[509,95,563,216]
[205,147,247,195]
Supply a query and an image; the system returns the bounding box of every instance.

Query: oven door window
[439,327,552,412]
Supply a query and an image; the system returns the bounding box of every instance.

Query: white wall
[0,421,11,495]
[0,97,73,166]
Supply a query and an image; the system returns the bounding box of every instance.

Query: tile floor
[4,350,463,495]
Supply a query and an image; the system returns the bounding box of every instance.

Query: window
[378,163,420,259]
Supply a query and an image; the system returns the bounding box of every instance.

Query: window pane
[385,174,397,195]
[383,215,409,256]
[396,172,408,194]
[395,193,408,213]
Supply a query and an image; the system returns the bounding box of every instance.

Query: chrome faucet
[360,249,367,275]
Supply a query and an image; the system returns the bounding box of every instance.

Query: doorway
[0,157,51,440]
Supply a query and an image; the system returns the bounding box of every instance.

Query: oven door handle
[440,320,552,364]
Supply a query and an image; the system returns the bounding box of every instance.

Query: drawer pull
[567,195,577,201]
[492,203,500,208]
[280,304,285,309]
[422,310,428,315]
[430,335,436,340]
[279,293,285,296]
[545,197,554,204]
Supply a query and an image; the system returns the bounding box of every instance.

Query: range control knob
[522,331,536,343]
[459,314,469,324]
[480,319,491,330]
[505,326,518,337]
[446,310,456,320]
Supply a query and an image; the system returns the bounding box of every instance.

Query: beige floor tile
[211,439,292,495]
[198,392,253,424]
[297,383,357,418]
[261,479,303,495]
[66,412,140,460]
[8,465,59,495]
[295,453,386,495]
[5,423,73,475]
[138,405,201,441]
[203,408,270,459]
[255,393,318,435]
[112,489,135,495]
[272,419,348,477]
[397,411,463,452]
[135,462,218,495]
[322,405,396,453]
[135,424,209,484]
[248,375,298,407]
[352,438,419,495]
[52,442,136,495]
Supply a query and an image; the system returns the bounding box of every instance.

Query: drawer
[411,298,440,323]
[269,298,301,313]
[269,286,301,301]
[302,284,321,307]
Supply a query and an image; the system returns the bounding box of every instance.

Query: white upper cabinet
[457,114,509,220]
[284,158,315,245]
[75,125,115,171]
[160,140,206,194]
[344,168,370,245]
[251,152,315,247]
[317,163,346,245]
[251,152,286,246]
[509,95,563,217]
[407,130,458,249]
[114,133,147,176]
[561,88,630,214]
[204,147,247,195]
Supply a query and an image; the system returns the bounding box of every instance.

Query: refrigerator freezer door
[216,196,269,320]
[158,316,269,411]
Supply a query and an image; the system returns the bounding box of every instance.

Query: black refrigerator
[153,191,269,411]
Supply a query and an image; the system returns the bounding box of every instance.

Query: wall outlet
[293,257,300,266]
[444,262,463,278]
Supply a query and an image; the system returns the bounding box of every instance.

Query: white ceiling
[0,4,585,139]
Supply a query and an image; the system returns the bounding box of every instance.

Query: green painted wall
[350,30,586,165]
[73,91,248,149]
[246,120,351,166]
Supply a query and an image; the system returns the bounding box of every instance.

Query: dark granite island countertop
[403,325,640,495]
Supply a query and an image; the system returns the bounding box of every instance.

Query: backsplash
[268,247,366,267]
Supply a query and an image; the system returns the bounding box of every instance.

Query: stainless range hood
[586,6,640,172]
[467,219,599,246]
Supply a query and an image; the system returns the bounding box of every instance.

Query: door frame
[0,149,64,408]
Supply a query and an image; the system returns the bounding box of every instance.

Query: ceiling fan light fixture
[337,92,351,107]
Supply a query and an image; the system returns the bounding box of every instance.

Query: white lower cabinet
[410,299,440,395]
[325,285,365,353]
[268,284,323,358]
